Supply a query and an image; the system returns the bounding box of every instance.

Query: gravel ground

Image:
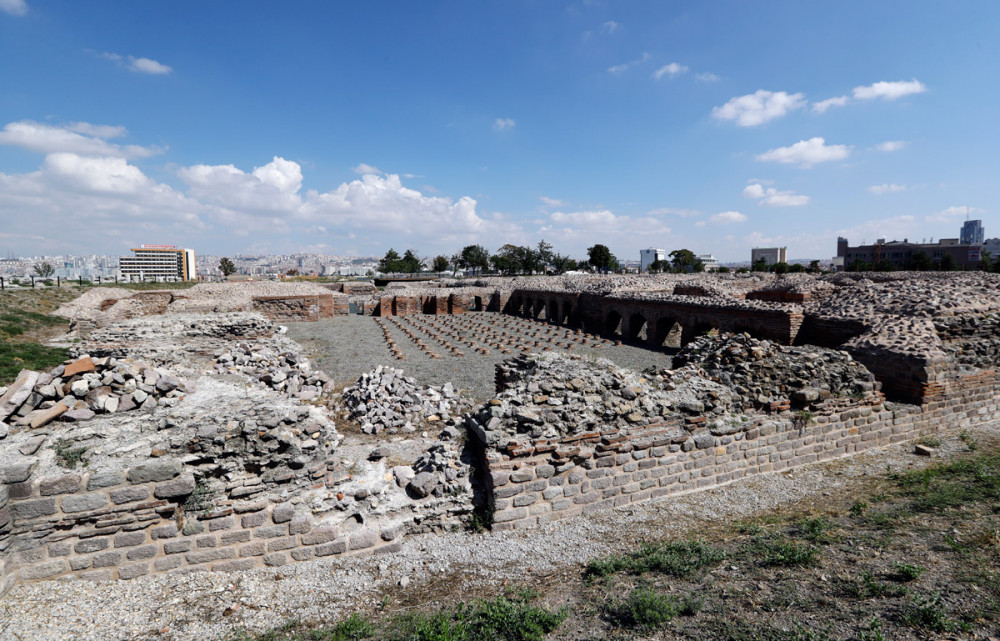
[0,425,983,641]
[287,312,673,400]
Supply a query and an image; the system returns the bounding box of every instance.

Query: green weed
[901,592,968,633]
[603,587,700,630]
[749,538,818,567]
[585,540,725,580]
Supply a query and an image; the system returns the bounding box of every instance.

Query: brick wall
[251,295,342,321]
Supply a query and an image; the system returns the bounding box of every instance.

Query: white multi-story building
[751,246,787,267]
[640,248,666,272]
[119,245,197,281]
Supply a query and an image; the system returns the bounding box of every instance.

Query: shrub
[586,540,725,580]
[603,587,700,630]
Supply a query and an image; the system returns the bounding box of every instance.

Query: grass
[603,587,701,630]
[222,589,566,641]
[0,288,74,384]
[53,439,88,469]
[748,537,819,567]
[894,452,1000,513]
[0,341,69,385]
[585,540,725,580]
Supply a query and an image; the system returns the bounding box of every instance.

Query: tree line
[375,241,623,276]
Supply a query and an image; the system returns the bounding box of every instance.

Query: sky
[1,1,999,263]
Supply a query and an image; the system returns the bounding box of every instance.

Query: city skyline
[1,1,998,262]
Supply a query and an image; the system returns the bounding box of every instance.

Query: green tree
[752,256,769,272]
[378,248,403,273]
[669,249,704,273]
[432,255,450,273]
[400,249,423,273]
[808,259,821,273]
[536,240,554,270]
[717,265,731,273]
[910,251,932,271]
[218,257,237,279]
[587,244,614,273]
[788,263,806,273]
[550,254,577,274]
[647,259,670,274]
[938,253,956,271]
[33,262,55,278]
[459,244,491,276]
[772,261,790,274]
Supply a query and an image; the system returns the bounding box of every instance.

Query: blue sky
[1,1,998,263]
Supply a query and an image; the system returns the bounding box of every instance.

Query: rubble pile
[342,366,464,434]
[672,333,878,406]
[0,356,189,435]
[214,342,336,401]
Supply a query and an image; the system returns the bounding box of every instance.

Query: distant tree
[450,252,462,276]
[807,260,821,273]
[432,255,450,273]
[647,259,670,274]
[982,251,994,273]
[848,258,873,272]
[459,244,491,276]
[938,253,956,271]
[218,257,237,279]
[751,257,769,272]
[536,240,554,269]
[286,269,300,277]
[550,253,577,274]
[587,244,614,273]
[873,260,895,272]
[772,262,790,274]
[716,266,731,273]
[736,267,749,274]
[910,251,932,271]
[400,250,423,273]
[668,249,703,273]
[788,263,806,273]
[33,262,55,278]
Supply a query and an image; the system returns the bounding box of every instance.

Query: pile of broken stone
[0,356,187,437]
[671,333,878,407]
[214,342,336,401]
[342,366,466,434]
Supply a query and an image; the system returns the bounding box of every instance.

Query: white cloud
[97,52,172,75]
[756,137,850,167]
[607,52,650,75]
[0,120,162,159]
[853,79,926,101]
[44,153,151,194]
[925,205,983,223]
[646,207,701,218]
[353,163,382,175]
[0,0,27,16]
[652,62,688,80]
[875,140,907,152]
[742,183,809,207]
[695,72,720,83]
[869,183,907,195]
[711,90,806,126]
[601,20,621,34]
[812,95,849,113]
[708,210,747,225]
[178,156,304,213]
[540,209,671,249]
[128,56,172,75]
[493,118,516,131]
[540,196,566,207]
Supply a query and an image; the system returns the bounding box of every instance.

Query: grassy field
[226,436,1000,641]
[0,287,79,384]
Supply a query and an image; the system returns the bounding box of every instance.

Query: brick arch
[653,316,684,349]
[627,312,648,342]
[606,309,624,338]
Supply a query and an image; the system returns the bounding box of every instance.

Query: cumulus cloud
[539,196,566,207]
[695,72,720,83]
[97,52,172,75]
[812,95,849,113]
[755,137,850,167]
[493,118,515,131]
[925,205,983,223]
[0,120,162,159]
[743,183,810,207]
[0,0,27,16]
[711,90,807,126]
[705,211,747,225]
[607,52,650,75]
[869,183,907,195]
[646,207,701,218]
[178,156,304,213]
[875,140,907,152]
[601,20,621,34]
[352,163,382,175]
[652,62,688,79]
[540,209,671,249]
[44,153,151,194]
[853,79,926,101]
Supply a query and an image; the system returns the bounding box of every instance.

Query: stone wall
[251,295,341,321]
[2,459,404,586]
[474,369,999,530]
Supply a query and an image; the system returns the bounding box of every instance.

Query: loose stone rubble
[342,366,465,434]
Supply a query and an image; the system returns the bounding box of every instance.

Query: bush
[586,540,725,580]
[604,587,700,630]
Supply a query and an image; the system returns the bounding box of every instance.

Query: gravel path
[0,425,984,641]
[288,313,672,400]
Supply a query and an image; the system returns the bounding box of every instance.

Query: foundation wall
[251,295,340,321]
[482,369,1000,531]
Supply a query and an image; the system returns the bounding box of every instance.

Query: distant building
[836,236,982,270]
[961,219,985,245]
[697,254,720,271]
[640,248,666,272]
[119,245,197,281]
[751,247,787,267]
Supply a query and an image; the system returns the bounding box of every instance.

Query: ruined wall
[475,369,999,530]
[251,294,341,321]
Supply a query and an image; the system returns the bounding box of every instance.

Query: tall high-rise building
[119,245,197,281]
[639,248,666,272]
[960,219,984,245]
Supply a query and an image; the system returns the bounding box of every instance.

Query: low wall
[251,295,343,321]
[476,369,999,530]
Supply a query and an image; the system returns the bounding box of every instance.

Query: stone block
[349,529,377,550]
[254,525,288,539]
[289,515,312,535]
[271,502,295,523]
[75,538,110,554]
[263,553,288,566]
[127,545,157,561]
[239,541,266,557]
[212,559,256,573]
[19,560,66,580]
[93,551,123,567]
[208,517,234,532]
[301,526,338,546]
[241,511,268,528]
[62,493,108,513]
[314,540,347,556]
[153,475,196,499]
[267,537,297,552]
[119,563,150,580]
[127,460,181,484]
[114,531,147,548]
[155,556,183,572]
[220,530,251,545]
[48,542,72,557]
[290,548,314,562]
[196,535,218,548]
[163,540,192,554]
[150,524,179,539]
[110,486,149,505]
[185,548,236,565]
[88,469,124,490]
[38,473,82,496]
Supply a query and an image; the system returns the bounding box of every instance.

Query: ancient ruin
[3,272,1000,595]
